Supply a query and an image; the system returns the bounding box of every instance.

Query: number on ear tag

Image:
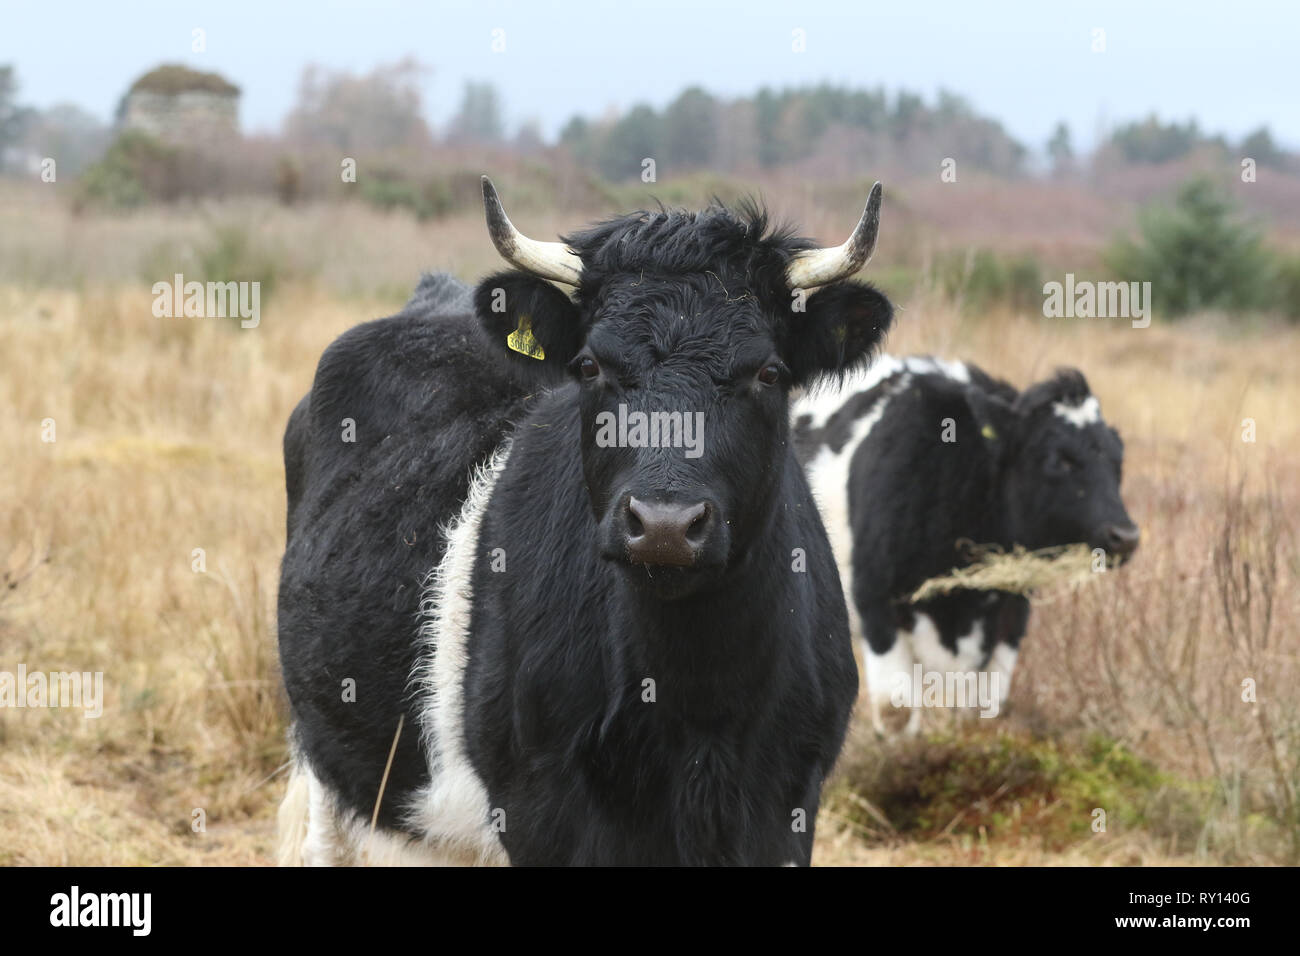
[507,315,546,360]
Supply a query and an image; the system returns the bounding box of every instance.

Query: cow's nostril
[1105,523,1141,556]
[685,503,710,543]
[623,497,711,567]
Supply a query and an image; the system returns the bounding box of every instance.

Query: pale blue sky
[6,0,1296,153]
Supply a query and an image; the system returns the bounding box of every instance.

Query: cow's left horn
[785,181,883,289]
[481,176,583,285]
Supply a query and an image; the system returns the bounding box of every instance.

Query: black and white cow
[792,356,1138,735]
[275,178,895,865]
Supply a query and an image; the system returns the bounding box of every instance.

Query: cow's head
[474,177,893,598]
[966,369,1139,564]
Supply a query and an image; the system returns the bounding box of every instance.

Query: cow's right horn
[481,176,583,285]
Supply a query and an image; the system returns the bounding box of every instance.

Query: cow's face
[969,371,1139,564]
[474,187,893,599]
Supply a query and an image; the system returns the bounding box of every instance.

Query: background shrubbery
[5,56,1290,324]
[1106,178,1292,319]
[51,147,1300,324]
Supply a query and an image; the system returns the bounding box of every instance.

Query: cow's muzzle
[602,491,727,574]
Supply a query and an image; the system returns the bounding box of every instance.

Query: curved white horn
[481,176,583,285]
[786,182,883,289]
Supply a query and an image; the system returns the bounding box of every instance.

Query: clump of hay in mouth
[910,542,1103,603]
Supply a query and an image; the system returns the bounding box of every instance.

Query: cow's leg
[301,764,351,866]
[901,694,924,736]
[279,755,505,866]
[277,752,350,866]
[987,644,1018,714]
[985,595,1030,718]
[910,609,996,731]
[861,605,915,738]
[860,643,885,735]
[276,759,310,867]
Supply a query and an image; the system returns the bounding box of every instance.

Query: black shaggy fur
[278,199,894,864]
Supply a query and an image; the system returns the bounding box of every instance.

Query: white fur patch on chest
[406,441,514,865]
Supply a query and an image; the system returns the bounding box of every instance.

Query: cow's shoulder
[306,312,476,440]
[792,354,908,462]
[794,354,990,430]
[284,281,539,551]
[958,360,1018,405]
[871,356,1021,436]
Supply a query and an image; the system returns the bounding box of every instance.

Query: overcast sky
[7,0,1296,153]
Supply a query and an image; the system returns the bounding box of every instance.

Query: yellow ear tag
[506,315,546,361]
[981,424,998,440]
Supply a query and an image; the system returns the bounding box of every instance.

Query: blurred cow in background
[794,356,1139,735]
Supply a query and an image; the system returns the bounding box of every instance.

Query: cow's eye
[1047,450,1078,475]
[574,356,601,381]
[756,363,784,386]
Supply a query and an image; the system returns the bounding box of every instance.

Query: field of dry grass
[1,190,1296,866]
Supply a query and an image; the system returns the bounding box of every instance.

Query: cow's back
[277,277,533,830]
[793,356,1011,611]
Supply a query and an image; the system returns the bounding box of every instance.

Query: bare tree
[445,82,504,145]
[283,59,433,151]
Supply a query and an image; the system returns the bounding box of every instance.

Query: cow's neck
[960,456,1013,557]
[608,485,793,728]
[502,393,799,727]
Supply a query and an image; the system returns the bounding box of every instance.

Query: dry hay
[909,542,1101,603]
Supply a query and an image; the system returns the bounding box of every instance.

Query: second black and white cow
[792,356,1138,734]
[276,178,895,865]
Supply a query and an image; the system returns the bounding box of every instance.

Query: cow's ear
[963,386,1021,458]
[787,281,894,385]
[474,272,584,381]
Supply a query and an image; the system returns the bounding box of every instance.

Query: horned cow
[276,178,895,865]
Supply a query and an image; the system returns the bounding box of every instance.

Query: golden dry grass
[0,280,375,865]
[1,197,1296,866]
